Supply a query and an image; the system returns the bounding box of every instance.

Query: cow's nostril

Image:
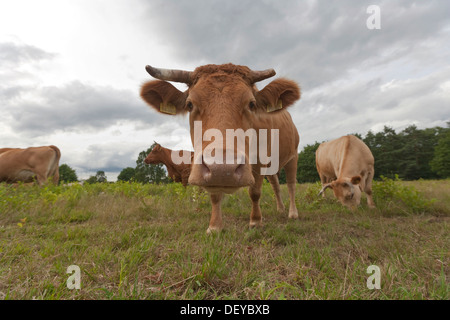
[200,157,211,181]
[234,163,245,180]
[202,163,211,173]
[189,150,253,187]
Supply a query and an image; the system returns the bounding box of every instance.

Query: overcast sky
[1,0,449,180]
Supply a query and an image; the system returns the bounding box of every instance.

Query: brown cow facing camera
[316,135,375,209]
[0,145,61,186]
[140,63,301,233]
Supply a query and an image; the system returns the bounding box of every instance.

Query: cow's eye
[248,101,256,111]
[186,101,193,112]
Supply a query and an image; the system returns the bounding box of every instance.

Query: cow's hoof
[206,226,222,234]
[249,220,262,228]
[288,210,298,219]
[277,205,286,213]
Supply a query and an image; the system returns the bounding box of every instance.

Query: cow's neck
[159,148,178,172]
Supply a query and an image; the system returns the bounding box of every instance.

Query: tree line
[291,123,450,183]
[58,142,168,184]
[59,124,450,184]
[116,143,168,184]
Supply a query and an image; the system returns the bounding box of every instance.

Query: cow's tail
[49,145,61,161]
[48,145,61,184]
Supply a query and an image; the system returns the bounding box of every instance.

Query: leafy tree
[364,126,402,179]
[85,170,108,184]
[59,164,78,183]
[117,167,136,182]
[84,176,97,184]
[430,127,450,178]
[364,125,447,180]
[134,143,168,184]
[397,125,441,180]
[96,170,107,183]
[297,142,321,183]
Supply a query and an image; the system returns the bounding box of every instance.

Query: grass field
[0,178,448,300]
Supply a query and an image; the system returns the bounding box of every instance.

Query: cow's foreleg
[365,172,376,209]
[319,174,328,198]
[207,192,224,233]
[284,156,299,219]
[267,174,285,213]
[35,174,47,186]
[366,190,375,208]
[249,174,264,228]
[51,168,60,185]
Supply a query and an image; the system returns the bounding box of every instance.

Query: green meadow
[0,179,448,299]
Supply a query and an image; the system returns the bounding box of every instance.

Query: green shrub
[373,175,436,213]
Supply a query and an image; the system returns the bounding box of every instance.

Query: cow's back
[316,135,373,179]
[24,146,60,171]
[341,136,374,177]
[316,137,346,179]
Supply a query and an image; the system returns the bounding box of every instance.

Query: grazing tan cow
[145,142,287,212]
[140,63,300,232]
[316,135,375,208]
[0,145,61,185]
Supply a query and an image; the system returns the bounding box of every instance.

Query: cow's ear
[255,78,301,113]
[351,176,362,185]
[140,80,188,115]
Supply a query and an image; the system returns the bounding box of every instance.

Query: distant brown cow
[0,145,61,185]
[144,143,193,187]
[140,63,300,232]
[316,135,375,208]
[144,143,287,212]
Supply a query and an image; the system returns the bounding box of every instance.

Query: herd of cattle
[0,63,375,232]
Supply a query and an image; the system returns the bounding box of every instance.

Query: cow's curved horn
[248,68,276,83]
[318,183,332,196]
[145,65,192,84]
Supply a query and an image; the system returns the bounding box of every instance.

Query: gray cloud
[2,80,167,137]
[0,41,56,86]
[295,66,450,146]
[0,42,55,67]
[82,143,139,172]
[142,0,304,68]
[142,0,450,87]
[140,0,450,149]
